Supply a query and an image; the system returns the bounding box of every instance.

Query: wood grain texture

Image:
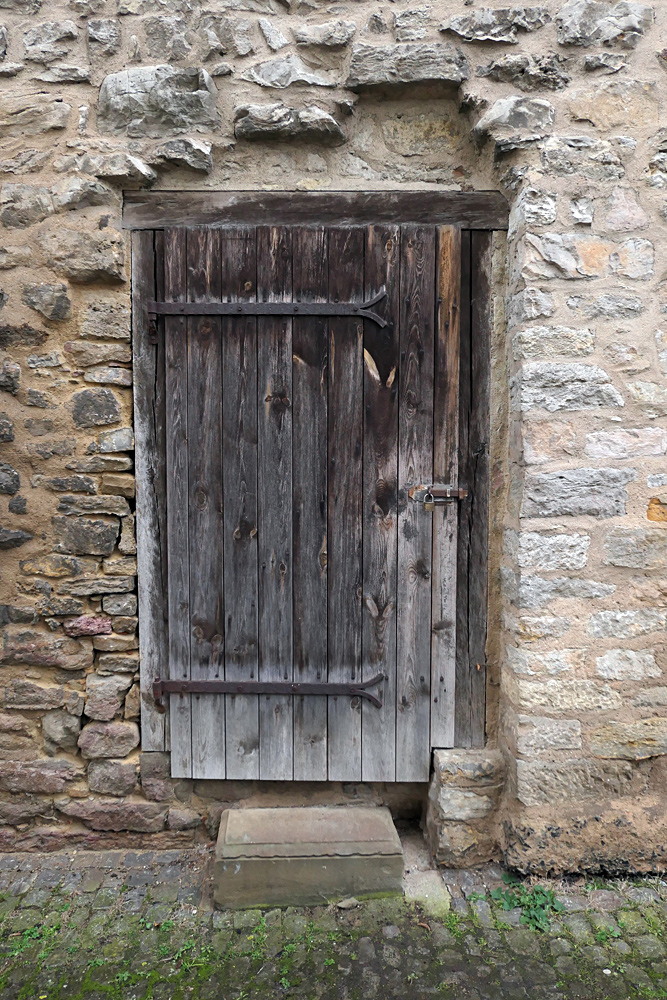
[361,225,400,782]
[396,225,436,783]
[164,227,191,777]
[221,228,260,779]
[469,231,492,747]
[187,227,226,779]
[257,226,293,780]
[430,227,461,749]
[327,227,364,782]
[132,230,167,752]
[123,191,509,231]
[292,227,328,781]
[455,231,473,749]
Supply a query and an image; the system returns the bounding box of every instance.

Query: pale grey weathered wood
[133,230,167,752]
[164,227,191,777]
[222,228,260,779]
[257,226,294,780]
[430,227,461,749]
[361,225,400,782]
[292,227,329,781]
[187,227,226,779]
[123,190,509,231]
[327,227,364,782]
[396,225,435,783]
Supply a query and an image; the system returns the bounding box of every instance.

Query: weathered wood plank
[222,227,260,779]
[187,227,226,779]
[361,225,400,782]
[396,225,436,783]
[292,227,329,782]
[123,191,510,231]
[164,227,191,777]
[455,231,473,748]
[327,227,364,782]
[132,230,167,752]
[430,227,461,750]
[257,226,293,780]
[469,231,492,747]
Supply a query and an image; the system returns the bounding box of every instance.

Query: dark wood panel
[257,226,293,780]
[396,225,436,783]
[187,227,226,779]
[361,225,400,782]
[455,231,473,748]
[327,227,364,782]
[133,229,167,751]
[292,226,328,781]
[469,231,491,747]
[430,227,461,749]
[164,227,191,777]
[221,228,260,779]
[124,191,509,232]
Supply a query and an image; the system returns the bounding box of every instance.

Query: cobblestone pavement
[1,842,667,999]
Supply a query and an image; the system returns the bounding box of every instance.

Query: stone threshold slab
[214,805,404,909]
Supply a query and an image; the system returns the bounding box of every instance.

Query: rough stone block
[591,718,667,760]
[521,467,634,518]
[443,7,551,43]
[294,19,355,47]
[52,515,119,556]
[515,758,637,806]
[0,627,92,670]
[140,751,174,801]
[78,720,140,758]
[604,528,667,569]
[243,54,336,89]
[87,758,137,795]
[517,575,615,608]
[513,363,623,412]
[57,796,166,832]
[587,609,667,639]
[585,428,666,459]
[0,759,83,793]
[507,645,586,677]
[234,103,345,145]
[346,43,468,91]
[98,65,219,136]
[40,229,125,283]
[596,649,660,681]
[85,673,133,721]
[473,96,554,151]
[512,530,590,570]
[42,708,81,755]
[513,678,621,713]
[516,715,582,754]
[512,325,594,360]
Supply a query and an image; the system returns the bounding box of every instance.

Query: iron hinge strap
[152,673,385,713]
[147,288,387,332]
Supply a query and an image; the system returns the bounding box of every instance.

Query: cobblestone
[0,852,662,997]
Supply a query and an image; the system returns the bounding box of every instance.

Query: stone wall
[0,0,665,868]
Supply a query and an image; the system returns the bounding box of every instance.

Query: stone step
[214,805,404,909]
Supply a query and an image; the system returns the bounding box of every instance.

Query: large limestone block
[603,528,667,569]
[234,103,344,144]
[512,362,623,411]
[515,758,638,806]
[587,609,667,638]
[346,43,468,91]
[521,467,634,517]
[98,65,219,137]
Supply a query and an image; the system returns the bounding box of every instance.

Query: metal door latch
[409,484,469,510]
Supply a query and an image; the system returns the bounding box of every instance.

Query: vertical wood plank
[361,225,400,782]
[431,227,461,749]
[396,225,436,782]
[455,231,473,748]
[187,228,225,779]
[469,231,491,747]
[222,227,260,779]
[257,226,293,780]
[292,227,329,781]
[164,227,191,777]
[327,227,364,782]
[132,229,167,751]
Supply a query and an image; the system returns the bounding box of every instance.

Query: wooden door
[156,223,467,782]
